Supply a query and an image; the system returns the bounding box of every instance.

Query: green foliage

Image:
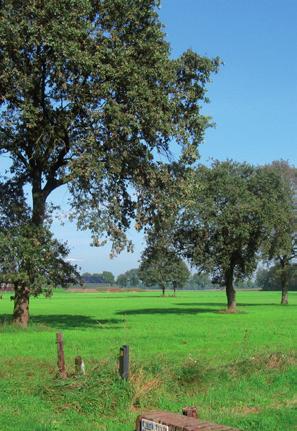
[262,161,297,261]
[0,0,219,252]
[116,268,141,288]
[256,264,297,291]
[175,161,292,289]
[0,224,80,295]
[0,0,219,323]
[139,245,190,293]
[0,179,30,228]
[187,272,214,290]
[99,271,115,285]
[261,161,297,302]
[81,273,104,284]
[235,278,255,289]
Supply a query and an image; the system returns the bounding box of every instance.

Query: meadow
[0,290,296,431]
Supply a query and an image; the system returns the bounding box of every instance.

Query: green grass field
[0,290,296,431]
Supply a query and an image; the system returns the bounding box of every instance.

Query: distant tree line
[79,267,255,293]
[81,271,115,285]
[256,265,297,291]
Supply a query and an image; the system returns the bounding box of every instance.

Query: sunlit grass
[0,290,296,430]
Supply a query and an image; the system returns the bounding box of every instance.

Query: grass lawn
[0,290,296,431]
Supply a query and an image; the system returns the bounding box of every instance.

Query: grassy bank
[0,290,296,430]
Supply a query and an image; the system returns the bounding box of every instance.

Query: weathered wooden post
[75,355,86,375]
[56,332,67,379]
[119,345,129,380]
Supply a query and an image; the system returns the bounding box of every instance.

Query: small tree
[139,246,189,296]
[116,269,141,288]
[0,225,80,326]
[116,273,128,288]
[175,161,291,311]
[263,161,297,304]
[170,259,190,296]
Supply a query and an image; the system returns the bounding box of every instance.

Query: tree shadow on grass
[95,295,163,299]
[0,314,125,329]
[116,307,217,316]
[176,302,297,307]
[176,302,225,307]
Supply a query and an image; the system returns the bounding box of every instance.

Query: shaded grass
[0,290,297,430]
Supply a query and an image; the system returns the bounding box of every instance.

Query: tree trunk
[32,187,46,227]
[280,260,289,305]
[13,287,30,327]
[173,282,177,297]
[23,182,46,327]
[225,267,236,311]
[161,285,165,296]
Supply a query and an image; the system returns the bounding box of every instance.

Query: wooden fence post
[119,345,129,380]
[56,332,67,378]
[75,355,86,375]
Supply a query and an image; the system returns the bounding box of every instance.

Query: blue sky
[3,1,297,275]
[161,0,297,165]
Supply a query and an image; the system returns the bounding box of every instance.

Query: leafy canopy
[116,268,141,288]
[0,224,80,295]
[174,161,292,285]
[0,0,219,253]
[139,245,190,291]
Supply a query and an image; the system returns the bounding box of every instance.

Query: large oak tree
[0,0,219,325]
[174,161,292,311]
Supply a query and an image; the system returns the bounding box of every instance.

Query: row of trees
[116,269,215,290]
[81,271,115,285]
[83,262,296,294]
[81,267,255,292]
[139,160,297,310]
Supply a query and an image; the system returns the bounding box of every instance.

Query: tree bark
[225,267,236,311]
[32,188,46,226]
[19,179,46,327]
[280,260,289,305]
[13,287,30,327]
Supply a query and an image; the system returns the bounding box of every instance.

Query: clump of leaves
[0,224,80,295]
